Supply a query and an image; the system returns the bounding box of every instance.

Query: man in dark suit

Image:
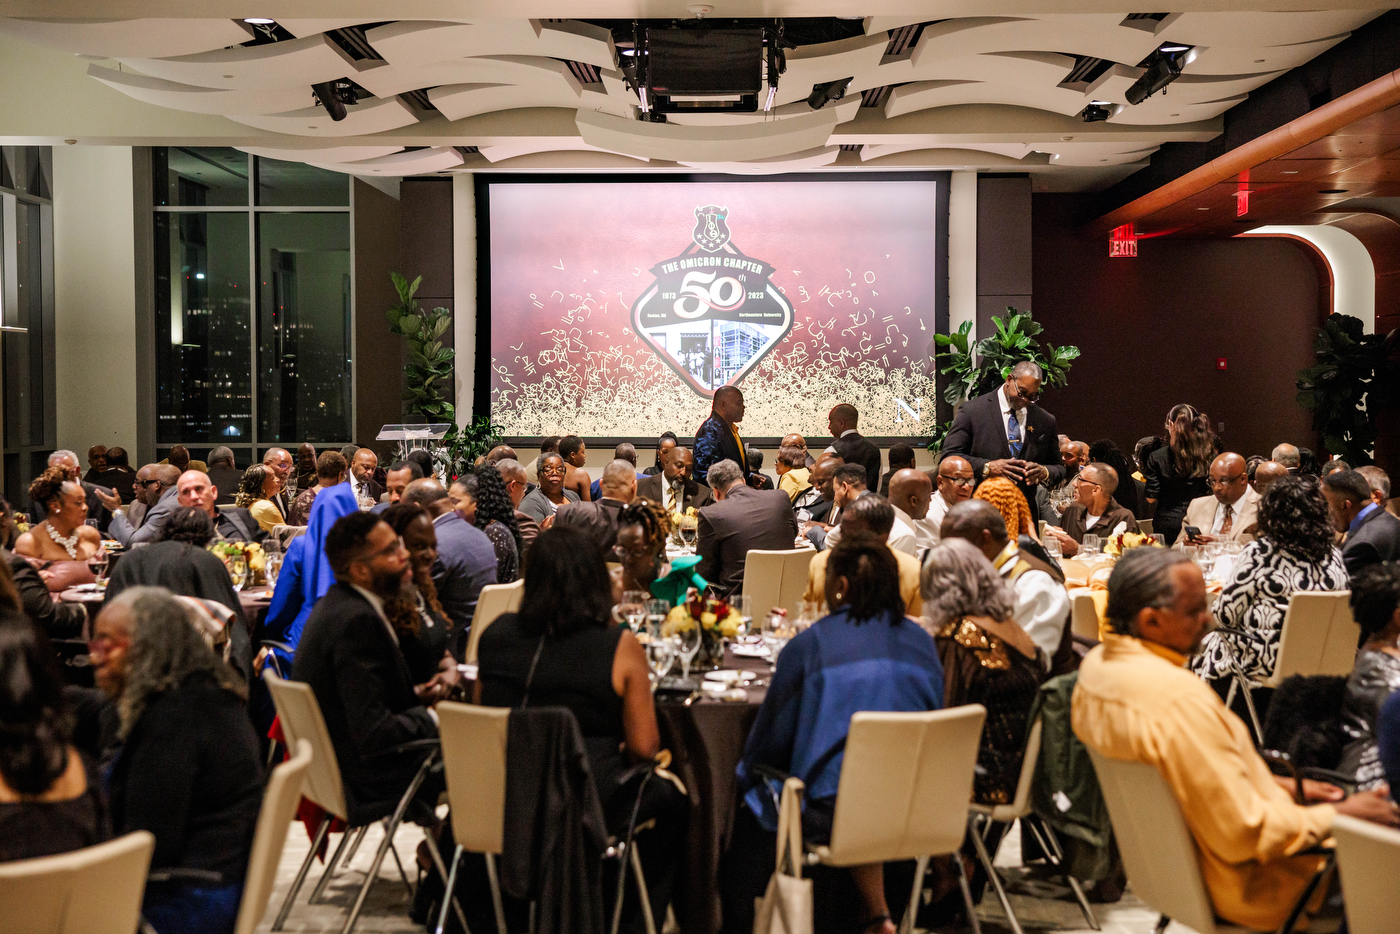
[556,459,636,554]
[1324,469,1400,575]
[292,511,447,809]
[694,386,751,485]
[824,403,882,491]
[349,447,384,506]
[696,459,799,596]
[207,446,243,505]
[940,360,1066,507]
[637,446,713,514]
[494,458,540,550]
[792,455,842,524]
[176,470,264,543]
[403,478,498,650]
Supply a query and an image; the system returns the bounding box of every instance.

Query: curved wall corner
[1238,224,1375,333]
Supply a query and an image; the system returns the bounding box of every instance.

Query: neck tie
[1007,410,1023,458]
[1221,504,1233,535]
[670,482,683,512]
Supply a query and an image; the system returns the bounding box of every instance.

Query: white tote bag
[754,778,813,934]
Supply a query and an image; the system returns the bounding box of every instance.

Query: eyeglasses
[358,535,406,563]
[612,543,656,560]
[1208,474,1245,488]
[939,475,975,487]
[1072,475,1101,489]
[540,465,567,476]
[1012,384,1041,403]
[138,479,162,488]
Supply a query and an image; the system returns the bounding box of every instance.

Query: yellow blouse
[249,498,285,533]
[1072,634,1334,931]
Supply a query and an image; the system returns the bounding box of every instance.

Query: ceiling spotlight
[243,17,275,24]
[311,79,357,121]
[808,77,852,110]
[1126,44,1192,106]
[1082,102,1112,122]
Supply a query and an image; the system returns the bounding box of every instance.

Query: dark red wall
[1031,193,1323,460]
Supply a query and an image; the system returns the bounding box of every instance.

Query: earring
[834,592,844,602]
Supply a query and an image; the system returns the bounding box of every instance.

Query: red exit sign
[1109,223,1137,257]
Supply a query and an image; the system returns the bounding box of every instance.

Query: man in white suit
[1175,452,1260,545]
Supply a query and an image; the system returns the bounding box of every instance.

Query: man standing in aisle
[941,361,1065,508]
[823,404,882,491]
[694,386,750,486]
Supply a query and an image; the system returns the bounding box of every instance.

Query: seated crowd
[3,369,1400,934]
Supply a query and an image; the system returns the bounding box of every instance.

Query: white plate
[703,669,743,686]
[729,643,771,658]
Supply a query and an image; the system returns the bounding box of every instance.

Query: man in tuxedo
[176,470,263,543]
[696,459,799,596]
[28,449,119,533]
[637,445,713,514]
[824,403,882,491]
[207,446,242,505]
[555,459,636,554]
[792,455,842,524]
[350,447,383,505]
[1048,463,1141,556]
[940,360,1066,507]
[1324,469,1400,575]
[402,478,498,649]
[1174,453,1259,546]
[292,511,449,809]
[694,386,751,485]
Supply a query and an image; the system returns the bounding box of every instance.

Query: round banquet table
[656,647,769,934]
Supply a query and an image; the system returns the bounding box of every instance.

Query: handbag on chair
[754,777,813,934]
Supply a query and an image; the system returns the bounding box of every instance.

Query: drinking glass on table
[1043,536,1062,560]
[734,594,753,637]
[1080,534,1101,558]
[645,599,670,633]
[677,625,702,681]
[1150,534,1166,547]
[87,552,108,585]
[644,624,675,688]
[679,524,698,554]
[226,553,248,592]
[619,590,648,632]
[264,552,282,590]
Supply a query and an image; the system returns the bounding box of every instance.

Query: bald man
[556,459,638,554]
[782,432,816,469]
[108,464,183,546]
[262,447,294,517]
[1251,460,1289,499]
[824,403,882,490]
[1176,452,1259,545]
[887,468,939,558]
[1271,443,1301,471]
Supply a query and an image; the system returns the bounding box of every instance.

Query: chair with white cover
[465,579,524,664]
[1223,591,1359,743]
[233,739,313,934]
[743,548,816,621]
[263,671,463,934]
[967,718,1098,933]
[1089,748,1330,934]
[0,830,155,934]
[1331,813,1400,934]
[801,705,987,934]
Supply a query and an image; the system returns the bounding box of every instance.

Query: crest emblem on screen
[692,205,731,252]
[632,208,791,400]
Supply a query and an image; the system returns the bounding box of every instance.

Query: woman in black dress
[0,611,109,862]
[381,503,455,685]
[1340,563,1400,788]
[1143,403,1218,546]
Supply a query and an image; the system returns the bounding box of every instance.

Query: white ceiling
[0,8,1385,190]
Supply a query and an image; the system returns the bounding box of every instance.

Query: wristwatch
[982,462,992,479]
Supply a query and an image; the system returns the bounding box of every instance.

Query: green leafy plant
[437,416,504,481]
[385,272,455,423]
[928,308,1079,452]
[1296,314,1397,465]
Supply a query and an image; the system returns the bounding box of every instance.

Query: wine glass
[1043,535,1062,559]
[264,553,282,590]
[1081,534,1101,558]
[679,524,698,554]
[226,553,248,592]
[620,590,648,632]
[645,599,670,634]
[677,625,702,681]
[645,628,674,687]
[87,552,108,585]
[733,594,753,639]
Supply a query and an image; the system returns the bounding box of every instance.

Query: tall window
[152,148,352,468]
[0,147,55,509]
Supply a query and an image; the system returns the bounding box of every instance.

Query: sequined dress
[935,616,1046,805]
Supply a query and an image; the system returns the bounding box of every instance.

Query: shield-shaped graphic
[692,205,730,252]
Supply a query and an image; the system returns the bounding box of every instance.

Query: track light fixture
[1125,43,1194,105]
[1081,101,1112,122]
[807,77,852,110]
[311,79,358,121]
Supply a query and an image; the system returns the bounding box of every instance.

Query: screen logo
[632,207,792,399]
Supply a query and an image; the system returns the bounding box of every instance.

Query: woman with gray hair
[921,539,1045,806]
[89,587,263,934]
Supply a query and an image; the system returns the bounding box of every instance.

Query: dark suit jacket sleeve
[10,553,86,639]
[939,400,987,476]
[1343,538,1380,577]
[334,614,437,755]
[694,418,724,483]
[696,512,719,584]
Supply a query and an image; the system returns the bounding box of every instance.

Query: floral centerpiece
[209,541,266,585]
[662,592,742,670]
[1103,531,1161,557]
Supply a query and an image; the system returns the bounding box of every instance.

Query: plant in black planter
[437,416,505,482]
[1296,314,1398,465]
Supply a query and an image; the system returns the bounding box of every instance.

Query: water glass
[677,626,702,681]
[645,626,674,687]
[620,589,648,632]
[1043,536,1062,559]
[226,554,248,592]
[733,594,753,636]
[264,553,282,589]
[1150,534,1166,547]
[1081,534,1101,557]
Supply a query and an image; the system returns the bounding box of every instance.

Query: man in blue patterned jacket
[694,386,751,486]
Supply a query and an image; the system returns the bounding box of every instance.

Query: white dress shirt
[927,490,951,534]
[994,541,1069,671]
[996,387,1023,443]
[890,504,940,558]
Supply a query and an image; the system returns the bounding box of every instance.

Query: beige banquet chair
[233,738,313,934]
[742,548,816,621]
[784,706,987,934]
[1089,749,1331,934]
[1331,813,1400,934]
[264,671,463,934]
[465,579,524,664]
[1223,591,1359,743]
[0,830,155,934]
[967,718,1098,933]
[1070,591,1101,642]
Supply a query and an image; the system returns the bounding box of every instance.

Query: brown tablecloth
[239,585,273,632]
[658,649,769,934]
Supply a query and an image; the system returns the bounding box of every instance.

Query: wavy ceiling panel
[311,146,464,176]
[87,65,312,115]
[0,16,249,58]
[352,55,581,99]
[679,146,841,174]
[365,19,614,71]
[228,97,419,137]
[116,34,354,92]
[576,107,839,163]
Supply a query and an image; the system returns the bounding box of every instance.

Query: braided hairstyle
[619,497,672,554]
[234,464,271,508]
[467,464,523,557]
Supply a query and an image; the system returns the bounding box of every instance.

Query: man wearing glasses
[1046,463,1139,556]
[941,360,1066,509]
[1175,452,1259,546]
[107,464,182,546]
[927,454,976,532]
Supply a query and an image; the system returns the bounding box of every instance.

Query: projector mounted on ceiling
[629,21,786,118]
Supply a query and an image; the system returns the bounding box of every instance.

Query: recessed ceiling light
[1159,43,1191,53]
[243,17,275,24]
[1090,100,1111,106]
[1170,113,1180,117]
[223,74,234,78]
